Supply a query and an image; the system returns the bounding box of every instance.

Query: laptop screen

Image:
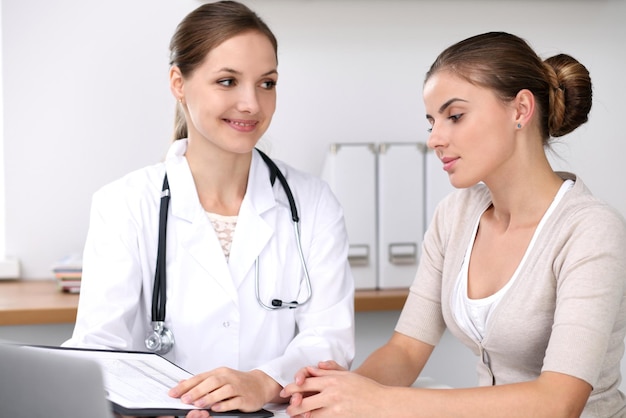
[0,343,113,418]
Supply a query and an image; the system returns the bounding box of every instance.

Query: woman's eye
[425,117,434,133]
[261,80,277,90]
[217,78,235,87]
[449,113,463,123]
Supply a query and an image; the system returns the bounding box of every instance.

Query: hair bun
[543,54,592,137]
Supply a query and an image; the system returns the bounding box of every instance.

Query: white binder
[321,143,378,289]
[377,143,427,288]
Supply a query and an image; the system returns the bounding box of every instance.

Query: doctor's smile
[225,118,259,132]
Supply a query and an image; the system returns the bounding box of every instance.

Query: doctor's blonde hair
[169,1,278,141]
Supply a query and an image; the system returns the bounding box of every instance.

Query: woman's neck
[484,158,564,231]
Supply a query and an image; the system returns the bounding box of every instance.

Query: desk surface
[0,280,80,326]
[0,280,408,326]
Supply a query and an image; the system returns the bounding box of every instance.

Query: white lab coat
[64,139,355,386]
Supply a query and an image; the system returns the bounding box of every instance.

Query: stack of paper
[52,254,83,293]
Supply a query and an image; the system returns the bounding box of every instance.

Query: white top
[453,179,574,341]
[206,212,237,261]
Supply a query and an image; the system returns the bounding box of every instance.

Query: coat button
[222,321,230,328]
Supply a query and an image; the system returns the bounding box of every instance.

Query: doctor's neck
[186,142,251,216]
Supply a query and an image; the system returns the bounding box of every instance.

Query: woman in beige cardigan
[282,32,626,418]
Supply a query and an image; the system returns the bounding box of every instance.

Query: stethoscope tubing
[255,219,313,310]
[152,176,170,323]
[152,148,312,323]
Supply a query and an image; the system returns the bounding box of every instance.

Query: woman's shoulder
[560,173,626,226]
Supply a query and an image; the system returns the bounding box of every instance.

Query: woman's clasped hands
[281,361,389,418]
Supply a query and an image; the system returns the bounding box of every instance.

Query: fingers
[168,373,209,398]
[292,361,346,386]
[171,368,274,413]
[169,369,231,406]
[317,360,346,371]
[191,383,235,409]
[288,392,304,408]
[209,395,248,414]
[293,367,312,386]
[286,390,326,418]
[185,410,210,418]
[283,370,335,397]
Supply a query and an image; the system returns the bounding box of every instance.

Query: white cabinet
[377,143,427,288]
[322,142,441,289]
[321,143,378,289]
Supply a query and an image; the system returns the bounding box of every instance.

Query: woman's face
[178,30,278,155]
[424,71,518,189]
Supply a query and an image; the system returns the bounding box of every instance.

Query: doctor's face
[176,30,278,155]
[424,71,517,189]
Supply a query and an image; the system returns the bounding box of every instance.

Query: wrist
[250,369,283,404]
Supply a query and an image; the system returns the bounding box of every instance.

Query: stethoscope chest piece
[145,321,174,355]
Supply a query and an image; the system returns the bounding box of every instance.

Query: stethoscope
[144,149,313,354]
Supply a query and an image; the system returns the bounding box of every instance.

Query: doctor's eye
[217,78,236,87]
[260,80,277,90]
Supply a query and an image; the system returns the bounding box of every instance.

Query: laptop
[0,343,114,418]
[0,343,277,417]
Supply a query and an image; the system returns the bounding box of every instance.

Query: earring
[517,123,522,129]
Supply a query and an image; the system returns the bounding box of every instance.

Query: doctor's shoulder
[90,162,165,218]
[271,158,343,214]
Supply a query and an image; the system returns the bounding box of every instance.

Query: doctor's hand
[282,360,347,410]
[168,367,282,417]
[281,367,386,418]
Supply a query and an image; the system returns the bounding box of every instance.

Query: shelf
[354,288,408,312]
[0,280,408,326]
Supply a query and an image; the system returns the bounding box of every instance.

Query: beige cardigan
[396,173,626,417]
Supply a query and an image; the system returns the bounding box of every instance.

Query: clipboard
[24,345,274,418]
[113,405,274,417]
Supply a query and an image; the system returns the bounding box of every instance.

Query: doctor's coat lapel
[164,150,276,300]
[165,155,238,303]
[229,151,275,289]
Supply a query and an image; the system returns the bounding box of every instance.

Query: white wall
[2,0,625,278]
[0,0,5,259]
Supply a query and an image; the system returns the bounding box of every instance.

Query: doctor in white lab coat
[63,1,354,415]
